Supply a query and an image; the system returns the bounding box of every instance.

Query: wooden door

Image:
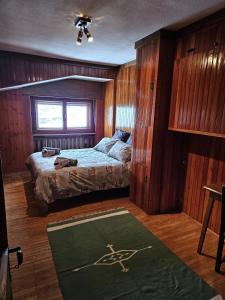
[0,156,12,300]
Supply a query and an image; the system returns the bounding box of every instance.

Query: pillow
[108,141,131,162]
[94,137,118,154]
[126,135,132,145]
[112,129,130,142]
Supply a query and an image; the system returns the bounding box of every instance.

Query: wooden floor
[4,172,225,299]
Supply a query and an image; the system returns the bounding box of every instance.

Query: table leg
[197,197,214,254]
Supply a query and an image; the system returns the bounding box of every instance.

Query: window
[32,97,94,133]
[36,101,63,130]
[66,103,88,129]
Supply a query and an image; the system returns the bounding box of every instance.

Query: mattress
[26,148,130,205]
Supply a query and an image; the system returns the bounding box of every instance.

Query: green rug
[47,208,220,300]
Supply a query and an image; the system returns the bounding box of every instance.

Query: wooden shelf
[168,127,225,139]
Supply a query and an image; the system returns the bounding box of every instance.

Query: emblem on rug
[73,244,152,273]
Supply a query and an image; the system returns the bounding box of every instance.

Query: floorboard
[4,172,225,299]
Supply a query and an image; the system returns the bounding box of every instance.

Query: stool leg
[215,233,224,272]
[215,197,225,273]
[197,197,214,254]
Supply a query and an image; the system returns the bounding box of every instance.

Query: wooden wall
[95,99,104,143]
[127,9,225,234]
[169,10,225,233]
[0,91,33,172]
[104,62,136,136]
[169,13,225,138]
[0,51,118,89]
[182,135,225,233]
[102,11,225,234]
[0,51,111,172]
[0,86,105,172]
[115,62,136,132]
[104,80,115,137]
[160,132,188,213]
[21,78,103,99]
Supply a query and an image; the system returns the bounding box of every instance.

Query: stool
[215,185,225,272]
[197,184,225,273]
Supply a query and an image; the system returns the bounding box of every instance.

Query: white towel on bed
[42,147,61,157]
[54,157,78,169]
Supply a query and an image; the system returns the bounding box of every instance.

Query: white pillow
[108,141,131,162]
[94,137,118,154]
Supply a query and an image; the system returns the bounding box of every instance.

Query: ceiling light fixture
[76,28,83,46]
[74,16,93,46]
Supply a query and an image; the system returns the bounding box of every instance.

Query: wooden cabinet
[169,22,225,138]
[130,31,179,214]
[130,10,225,230]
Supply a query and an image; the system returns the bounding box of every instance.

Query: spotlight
[74,16,93,46]
[84,27,93,43]
[76,28,83,46]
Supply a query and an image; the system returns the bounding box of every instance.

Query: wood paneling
[33,134,95,152]
[115,63,136,132]
[182,135,225,234]
[0,51,118,89]
[169,13,225,138]
[21,79,104,100]
[95,99,104,143]
[167,10,225,233]
[0,91,33,172]
[0,158,8,250]
[5,172,225,299]
[104,80,115,137]
[130,35,159,212]
[160,132,188,212]
[131,31,179,214]
[104,63,136,137]
[0,89,104,172]
[0,52,107,173]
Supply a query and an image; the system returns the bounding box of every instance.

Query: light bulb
[88,36,93,43]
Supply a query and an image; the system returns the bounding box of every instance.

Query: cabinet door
[170,24,225,136]
[0,157,12,300]
[0,157,8,250]
[135,41,158,127]
[131,38,159,211]
[0,249,12,300]
[130,127,150,209]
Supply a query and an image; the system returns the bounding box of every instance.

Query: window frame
[31,96,95,134]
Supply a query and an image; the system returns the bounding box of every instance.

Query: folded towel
[42,149,56,157]
[54,157,78,169]
[42,147,61,157]
[44,147,61,154]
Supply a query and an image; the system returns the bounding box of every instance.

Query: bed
[26,147,131,209]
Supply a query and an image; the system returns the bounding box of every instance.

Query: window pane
[67,104,88,128]
[37,102,63,129]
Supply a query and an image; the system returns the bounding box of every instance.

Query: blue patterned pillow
[112,129,130,142]
[108,141,131,162]
[94,137,118,154]
[126,135,132,145]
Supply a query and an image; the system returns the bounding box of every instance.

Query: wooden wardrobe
[130,30,186,214]
[130,10,225,230]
